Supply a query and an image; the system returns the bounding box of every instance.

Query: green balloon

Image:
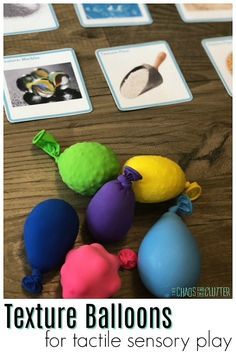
[33,130,120,196]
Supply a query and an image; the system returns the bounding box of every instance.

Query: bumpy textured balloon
[33,130,120,196]
[86,167,142,243]
[22,199,79,294]
[124,155,201,203]
[138,195,201,298]
[60,243,137,298]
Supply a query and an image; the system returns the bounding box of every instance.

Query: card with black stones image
[4,48,93,123]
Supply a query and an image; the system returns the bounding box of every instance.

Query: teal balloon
[138,195,201,298]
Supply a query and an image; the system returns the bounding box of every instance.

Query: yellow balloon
[124,155,201,203]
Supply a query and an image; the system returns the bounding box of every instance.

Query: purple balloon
[86,167,142,243]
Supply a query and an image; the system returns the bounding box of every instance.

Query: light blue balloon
[138,195,201,298]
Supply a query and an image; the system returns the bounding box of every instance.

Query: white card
[202,37,232,96]
[4,4,59,36]
[74,3,152,27]
[176,3,232,23]
[4,48,93,123]
[96,41,192,111]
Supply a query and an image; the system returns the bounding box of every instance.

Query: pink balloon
[60,243,137,299]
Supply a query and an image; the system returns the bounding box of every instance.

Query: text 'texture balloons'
[138,195,201,298]
[22,199,79,294]
[33,130,120,196]
[86,167,142,243]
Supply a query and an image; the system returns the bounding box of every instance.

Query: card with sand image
[4,48,92,123]
[4,4,59,36]
[202,36,232,97]
[96,41,192,111]
[74,3,152,27]
[176,3,232,23]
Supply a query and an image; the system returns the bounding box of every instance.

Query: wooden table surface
[4,4,232,299]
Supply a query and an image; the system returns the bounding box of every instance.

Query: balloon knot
[118,249,138,270]
[118,167,142,188]
[32,129,61,161]
[185,181,202,201]
[22,269,43,294]
[169,195,193,216]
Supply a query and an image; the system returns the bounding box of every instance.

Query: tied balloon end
[118,249,138,270]
[184,181,202,201]
[118,167,142,188]
[22,269,43,294]
[169,195,193,216]
[32,129,61,162]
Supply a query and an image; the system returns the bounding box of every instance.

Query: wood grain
[4,4,232,299]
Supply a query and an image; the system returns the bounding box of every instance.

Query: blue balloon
[138,195,201,298]
[22,199,79,294]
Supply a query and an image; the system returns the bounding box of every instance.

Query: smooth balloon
[22,199,79,294]
[86,166,142,243]
[138,195,201,298]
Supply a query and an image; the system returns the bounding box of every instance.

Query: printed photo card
[4,48,92,123]
[176,3,232,23]
[202,36,232,96]
[4,4,59,36]
[96,41,192,111]
[74,3,152,27]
